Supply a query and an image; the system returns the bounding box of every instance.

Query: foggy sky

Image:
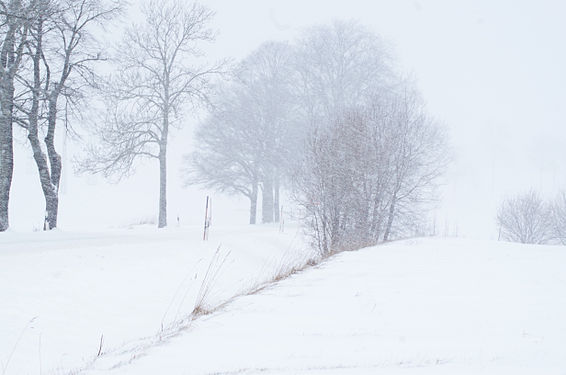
[9,0,566,238]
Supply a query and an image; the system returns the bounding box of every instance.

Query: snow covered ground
[2,232,566,374]
[0,224,312,375]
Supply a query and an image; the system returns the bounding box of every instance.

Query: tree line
[0,0,448,248]
[0,0,223,231]
[185,21,449,255]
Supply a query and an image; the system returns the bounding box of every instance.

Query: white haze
[8,0,566,238]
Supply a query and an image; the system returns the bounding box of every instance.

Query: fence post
[203,196,210,241]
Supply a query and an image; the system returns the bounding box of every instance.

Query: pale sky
[9,0,566,238]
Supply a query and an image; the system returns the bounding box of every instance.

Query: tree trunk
[29,111,59,231]
[41,95,63,230]
[31,139,59,230]
[383,193,397,242]
[158,77,171,229]
[26,17,59,231]
[0,16,17,231]
[158,145,167,228]
[249,182,258,225]
[262,176,274,223]
[0,82,14,231]
[273,175,280,223]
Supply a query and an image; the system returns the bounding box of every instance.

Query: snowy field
[0,225,312,375]
[2,232,566,374]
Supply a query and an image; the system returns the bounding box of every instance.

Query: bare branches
[0,0,39,231]
[82,0,222,228]
[549,192,566,245]
[497,191,552,245]
[78,102,161,179]
[294,89,448,255]
[9,0,121,230]
[498,190,566,245]
[184,41,297,224]
[294,20,394,124]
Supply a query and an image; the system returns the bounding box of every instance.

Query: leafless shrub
[191,246,231,317]
[549,191,566,245]
[294,90,448,256]
[497,191,552,244]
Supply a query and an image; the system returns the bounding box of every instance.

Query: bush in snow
[497,191,552,244]
[294,91,448,255]
[549,192,566,245]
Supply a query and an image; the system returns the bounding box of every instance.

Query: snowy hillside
[84,238,566,375]
[3,234,565,374]
[0,225,313,375]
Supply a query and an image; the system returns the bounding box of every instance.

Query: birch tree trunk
[383,192,397,242]
[262,176,274,223]
[249,181,258,224]
[158,144,167,228]
[0,10,21,231]
[0,76,14,231]
[273,175,280,223]
[158,111,168,228]
[26,16,59,230]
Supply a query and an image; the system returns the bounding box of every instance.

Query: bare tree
[497,191,552,244]
[15,0,118,230]
[185,41,299,224]
[0,0,35,231]
[289,21,401,248]
[81,0,223,228]
[185,87,263,224]
[381,88,449,241]
[294,89,448,255]
[294,20,393,128]
[235,41,298,223]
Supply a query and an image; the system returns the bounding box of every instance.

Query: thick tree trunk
[29,131,59,231]
[42,96,62,230]
[262,176,274,223]
[158,79,171,229]
[158,146,167,228]
[249,182,258,225]
[0,85,13,231]
[27,18,59,231]
[273,175,280,223]
[0,16,17,231]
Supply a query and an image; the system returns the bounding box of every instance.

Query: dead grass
[62,242,325,375]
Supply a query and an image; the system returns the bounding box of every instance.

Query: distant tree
[381,89,449,241]
[185,87,263,224]
[294,109,373,254]
[497,191,552,244]
[293,20,393,128]
[80,0,223,228]
[0,0,34,231]
[237,41,298,223]
[294,89,448,255]
[185,41,298,224]
[289,21,402,246]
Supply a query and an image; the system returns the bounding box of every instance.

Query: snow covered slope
[81,238,566,375]
[0,225,312,375]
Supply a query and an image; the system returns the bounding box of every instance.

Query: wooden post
[203,196,209,241]
[279,205,284,233]
[209,197,213,228]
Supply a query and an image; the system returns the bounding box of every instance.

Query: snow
[0,224,312,374]
[2,232,566,374]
